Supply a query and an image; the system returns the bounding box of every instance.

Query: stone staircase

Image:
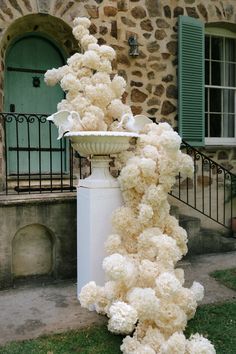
[179,214,236,255]
[171,206,236,255]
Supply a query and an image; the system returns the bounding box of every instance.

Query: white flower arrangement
[79,119,216,353]
[44,17,150,138]
[45,16,216,354]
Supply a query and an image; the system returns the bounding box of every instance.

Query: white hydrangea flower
[92,72,111,85]
[121,336,142,354]
[142,145,159,161]
[73,16,91,28]
[98,59,113,73]
[72,25,89,41]
[190,281,204,302]
[79,281,98,309]
[155,272,182,298]
[44,68,60,86]
[82,50,101,70]
[67,53,83,72]
[99,45,116,61]
[108,301,138,334]
[103,253,136,283]
[107,99,131,120]
[138,259,160,288]
[127,287,160,321]
[186,334,216,354]
[155,301,187,334]
[111,75,126,97]
[141,327,165,352]
[138,203,154,225]
[60,73,82,92]
[105,234,125,255]
[80,34,98,49]
[159,332,187,354]
[118,164,141,190]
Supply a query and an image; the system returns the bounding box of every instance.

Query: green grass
[210,268,236,291]
[185,301,236,354]
[1,301,236,354]
[0,325,123,354]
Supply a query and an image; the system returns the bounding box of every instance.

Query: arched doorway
[4,34,67,175]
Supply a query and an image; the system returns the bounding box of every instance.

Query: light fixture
[128,35,139,57]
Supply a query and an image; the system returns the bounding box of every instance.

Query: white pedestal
[77,156,123,297]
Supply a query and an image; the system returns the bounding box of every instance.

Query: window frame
[205,26,236,146]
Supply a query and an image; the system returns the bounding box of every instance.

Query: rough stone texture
[155,29,167,40]
[145,0,161,17]
[130,80,143,87]
[131,6,146,19]
[104,6,117,17]
[156,18,170,28]
[164,5,171,18]
[121,17,136,27]
[162,74,174,83]
[147,41,160,53]
[85,5,99,18]
[132,70,142,77]
[131,105,142,115]
[167,41,177,55]
[166,84,178,99]
[147,97,160,106]
[140,19,153,31]
[154,84,165,96]
[131,88,148,103]
[197,3,208,20]
[117,0,128,12]
[161,100,176,115]
[174,6,184,17]
[186,6,199,18]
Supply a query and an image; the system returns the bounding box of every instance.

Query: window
[205,28,236,145]
[178,16,236,147]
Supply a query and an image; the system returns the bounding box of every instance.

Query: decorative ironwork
[0,112,88,195]
[170,140,236,231]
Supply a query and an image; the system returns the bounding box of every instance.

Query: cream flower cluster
[79,122,216,353]
[45,17,131,134]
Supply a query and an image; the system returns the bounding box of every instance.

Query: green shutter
[178,15,205,146]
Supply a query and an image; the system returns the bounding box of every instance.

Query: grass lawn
[1,301,236,353]
[210,268,236,291]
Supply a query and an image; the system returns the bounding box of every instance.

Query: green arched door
[4,35,66,175]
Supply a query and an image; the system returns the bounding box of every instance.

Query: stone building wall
[0,0,236,284]
[0,0,236,184]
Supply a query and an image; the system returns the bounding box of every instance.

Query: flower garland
[45,17,132,138]
[80,122,216,353]
[45,17,216,354]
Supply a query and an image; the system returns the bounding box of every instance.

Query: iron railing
[0,112,88,194]
[170,140,236,230]
[1,112,235,230]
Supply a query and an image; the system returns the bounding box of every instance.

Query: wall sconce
[128,35,139,57]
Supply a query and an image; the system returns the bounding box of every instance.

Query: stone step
[177,213,236,255]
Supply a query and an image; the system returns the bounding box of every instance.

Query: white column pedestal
[77,156,123,297]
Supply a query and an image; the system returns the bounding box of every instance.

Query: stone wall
[0,195,77,288]
[0,0,236,182]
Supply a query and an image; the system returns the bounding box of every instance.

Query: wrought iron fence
[170,140,236,230]
[0,112,88,194]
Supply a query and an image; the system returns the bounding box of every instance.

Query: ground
[0,251,236,346]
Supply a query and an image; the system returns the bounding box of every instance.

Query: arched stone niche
[12,224,55,278]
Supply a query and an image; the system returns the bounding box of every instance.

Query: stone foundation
[0,194,77,288]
